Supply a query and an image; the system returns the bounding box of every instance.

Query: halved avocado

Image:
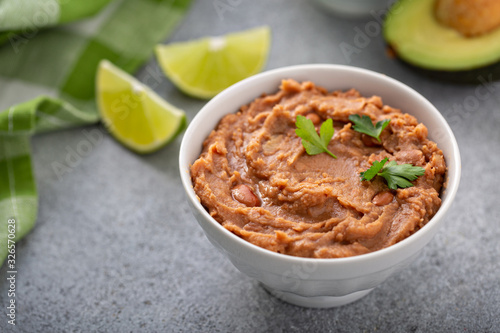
[384,0,500,83]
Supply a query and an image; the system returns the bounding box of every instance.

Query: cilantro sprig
[361,157,425,190]
[295,115,337,158]
[349,114,390,142]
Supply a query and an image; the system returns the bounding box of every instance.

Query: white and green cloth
[0,0,192,265]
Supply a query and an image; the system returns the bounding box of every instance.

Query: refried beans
[190,79,446,258]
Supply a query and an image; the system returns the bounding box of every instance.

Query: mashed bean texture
[191,80,446,258]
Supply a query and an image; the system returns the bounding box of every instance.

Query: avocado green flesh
[384,0,500,71]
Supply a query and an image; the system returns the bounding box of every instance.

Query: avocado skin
[388,46,500,85]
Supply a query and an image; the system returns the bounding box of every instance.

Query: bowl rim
[179,64,461,267]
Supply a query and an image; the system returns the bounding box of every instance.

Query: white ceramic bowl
[313,0,394,17]
[179,65,461,308]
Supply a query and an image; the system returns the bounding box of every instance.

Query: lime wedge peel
[155,26,271,99]
[96,60,186,154]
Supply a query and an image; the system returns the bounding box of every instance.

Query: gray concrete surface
[1,0,500,332]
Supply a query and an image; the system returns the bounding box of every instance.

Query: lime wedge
[155,26,271,99]
[96,60,186,154]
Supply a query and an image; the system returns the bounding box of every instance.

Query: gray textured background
[1,0,500,332]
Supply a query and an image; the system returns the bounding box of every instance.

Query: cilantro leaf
[349,114,390,142]
[360,158,425,190]
[295,115,337,158]
[320,118,334,149]
[360,157,388,181]
[379,161,425,189]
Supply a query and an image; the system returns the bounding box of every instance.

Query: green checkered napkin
[0,0,192,265]
[0,0,113,46]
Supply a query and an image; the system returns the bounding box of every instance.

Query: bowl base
[261,284,374,308]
